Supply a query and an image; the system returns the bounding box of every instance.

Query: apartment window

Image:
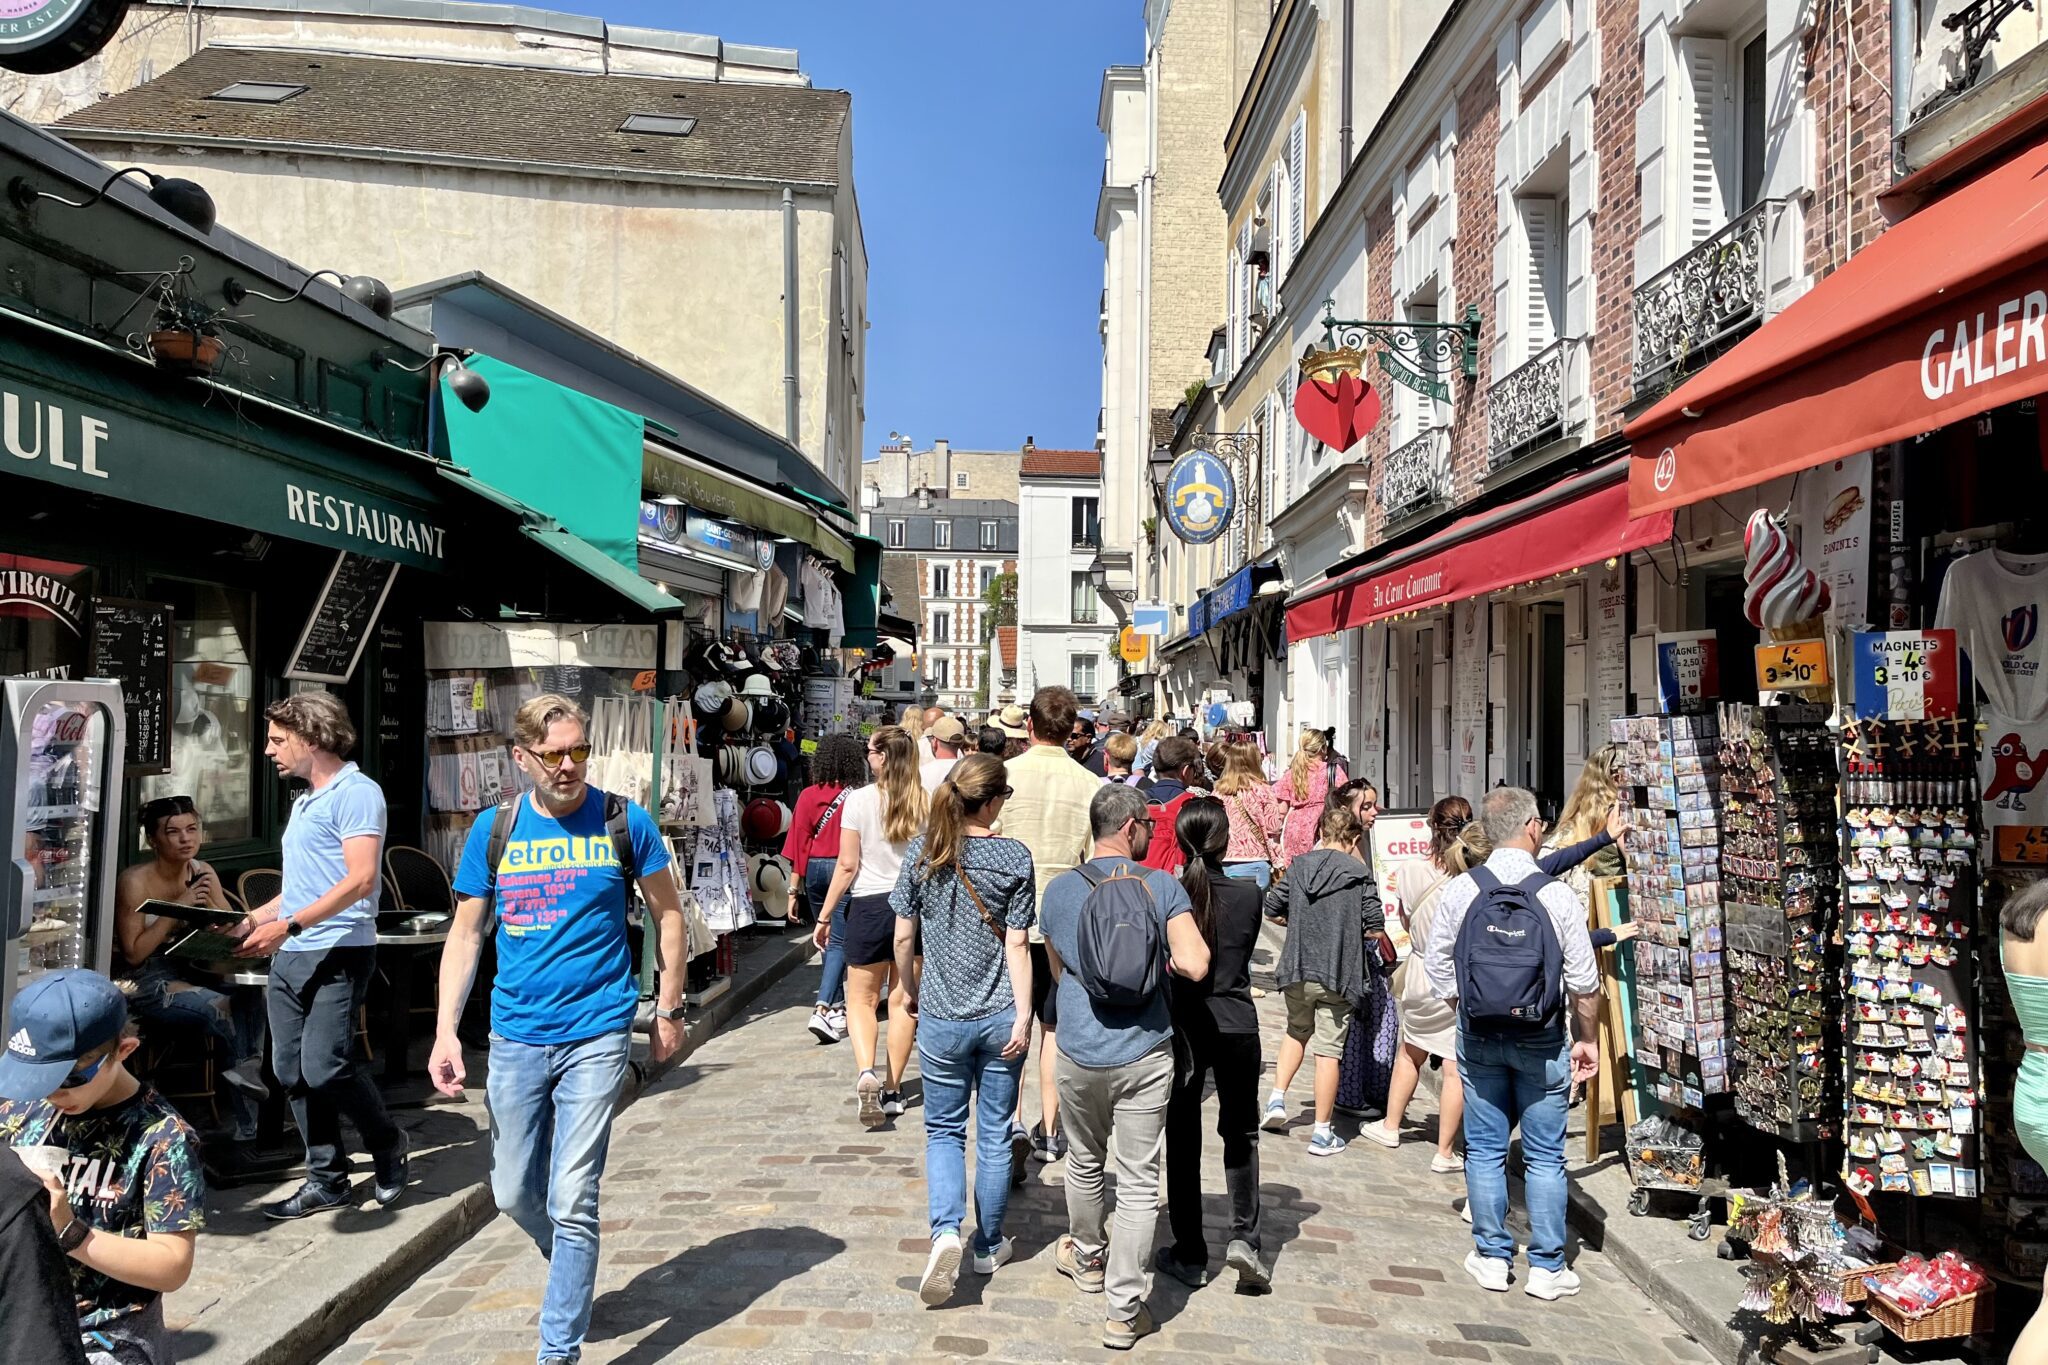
[954,471,970,489]
[1071,497,1100,547]
[1738,31,1767,211]
[931,565,950,598]
[1680,27,1769,246]
[1395,298,1438,444]
[887,519,905,548]
[980,520,998,550]
[935,520,952,549]
[1518,195,1565,359]
[980,565,997,594]
[1070,654,1097,701]
[1070,573,1098,624]
[931,610,952,644]
[932,658,950,691]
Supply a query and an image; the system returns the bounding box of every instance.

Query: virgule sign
[0,0,132,74]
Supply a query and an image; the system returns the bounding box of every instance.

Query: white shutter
[1287,113,1307,270]
[1237,221,1254,366]
[1227,249,1241,370]
[1272,167,1291,284]
[1678,37,1732,247]
[1520,197,1559,359]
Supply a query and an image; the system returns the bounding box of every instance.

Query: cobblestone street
[323,965,1717,1365]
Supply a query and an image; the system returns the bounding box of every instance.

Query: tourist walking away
[0,1146,89,1365]
[1134,720,1171,788]
[1040,784,1210,1349]
[113,795,267,1143]
[1423,787,1601,1300]
[1103,732,1143,786]
[999,686,1101,1161]
[1330,781,1399,1117]
[816,724,928,1126]
[1139,735,1212,874]
[922,714,968,791]
[890,754,1037,1305]
[1275,730,1347,864]
[433,693,687,1365]
[2000,879,2048,1365]
[236,692,407,1221]
[1158,797,1270,1292]
[1211,740,1285,890]
[1265,806,1383,1155]
[786,734,869,1044]
[0,970,204,1365]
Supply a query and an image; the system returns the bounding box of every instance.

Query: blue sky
[571,2,1141,459]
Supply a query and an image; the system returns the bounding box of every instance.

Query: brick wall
[1589,0,1647,428]
[1804,0,1894,279]
[1446,67,1500,497]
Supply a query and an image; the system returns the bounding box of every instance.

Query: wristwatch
[281,911,302,938]
[652,1005,687,1022]
[56,1215,88,1253]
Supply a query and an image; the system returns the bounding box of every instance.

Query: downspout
[1339,0,1355,168]
[782,186,800,445]
[1890,0,1915,144]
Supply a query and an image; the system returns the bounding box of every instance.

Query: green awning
[841,534,883,649]
[437,468,681,617]
[0,313,453,570]
[643,445,855,569]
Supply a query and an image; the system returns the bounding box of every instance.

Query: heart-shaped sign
[1294,371,1379,453]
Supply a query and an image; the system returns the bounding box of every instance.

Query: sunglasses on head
[522,744,591,770]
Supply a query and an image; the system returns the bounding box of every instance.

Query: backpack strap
[1466,865,1499,896]
[484,797,520,896]
[605,792,645,910]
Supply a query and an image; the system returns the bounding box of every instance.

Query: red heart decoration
[1293,371,1380,453]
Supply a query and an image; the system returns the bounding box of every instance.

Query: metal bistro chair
[383,846,456,917]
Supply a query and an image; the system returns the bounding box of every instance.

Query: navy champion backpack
[1451,865,1565,1041]
[1072,863,1166,1008]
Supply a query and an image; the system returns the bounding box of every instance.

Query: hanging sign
[1119,626,1148,664]
[1851,629,1959,719]
[1655,631,1719,713]
[0,0,131,73]
[1379,351,1449,403]
[1163,450,1237,545]
[1753,639,1830,690]
[1129,603,1169,637]
[1292,369,1380,452]
[284,552,399,684]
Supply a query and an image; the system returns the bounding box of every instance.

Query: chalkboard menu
[89,597,173,775]
[284,552,399,684]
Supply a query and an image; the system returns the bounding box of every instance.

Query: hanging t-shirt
[1935,548,2048,722]
[452,788,671,1045]
[839,783,913,897]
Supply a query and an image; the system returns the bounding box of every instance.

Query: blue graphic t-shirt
[451,788,671,1045]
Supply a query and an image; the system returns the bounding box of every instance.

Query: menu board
[284,552,398,684]
[89,597,172,775]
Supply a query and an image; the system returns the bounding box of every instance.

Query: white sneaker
[1525,1266,1581,1300]
[1460,1199,1472,1224]
[970,1236,1014,1275]
[1464,1250,1511,1292]
[919,1232,963,1305]
[826,1009,849,1041]
[220,1059,269,1099]
[807,1007,840,1044]
[1357,1122,1400,1149]
[1260,1097,1289,1132]
[1431,1152,1465,1173]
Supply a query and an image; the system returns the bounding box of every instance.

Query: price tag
[1753,638,1829,689]
[631,669,657,693]
[1995,827,2048,865]
[1851,630,1958,719]
[471,679,487,711]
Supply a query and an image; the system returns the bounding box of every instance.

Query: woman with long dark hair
[791,735,871,1044]
[890,754,1036,1305]
[816,725,928,1126]
[1158,797,1271,1291]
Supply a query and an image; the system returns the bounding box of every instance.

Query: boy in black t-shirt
[0,970,204,1365]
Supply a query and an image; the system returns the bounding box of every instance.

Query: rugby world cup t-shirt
[453,788,670,1045]
[1936,548,2048,722]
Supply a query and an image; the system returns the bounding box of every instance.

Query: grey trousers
[1055,1045,1174,1322]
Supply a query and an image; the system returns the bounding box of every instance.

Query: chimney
[1023,436,1035,452]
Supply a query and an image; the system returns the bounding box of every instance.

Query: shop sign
[0,0,129,72]
[422,620,657,671]
[1129,603,1169,636]
[1368,810,1432,957]
[636,500,756,566]
[1378,351,1449,404]
[1792,451,1872,630]
[1655,631,1719,713]
[1753,638,1829,690]
[1119,626,1147,664]
[1851,630,1959,719]
[0,556,87,637]
[1163,450,1236,545]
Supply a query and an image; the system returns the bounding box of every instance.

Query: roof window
[618,113,698,137]
[208,82,308,104]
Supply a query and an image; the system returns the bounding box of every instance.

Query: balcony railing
[1377,427,1452,518]
[1633,199,1787,389]
[1487,337,1579,471]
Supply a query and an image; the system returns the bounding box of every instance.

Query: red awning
[1627,126,2048,515]
[1286,464,1674,642]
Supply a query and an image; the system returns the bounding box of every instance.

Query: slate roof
[53,46,850,186]
[1018,448,1101,479]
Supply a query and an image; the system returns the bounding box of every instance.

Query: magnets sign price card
[1851,630,1959,719]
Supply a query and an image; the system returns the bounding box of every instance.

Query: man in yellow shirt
[1000,686,1102,1163]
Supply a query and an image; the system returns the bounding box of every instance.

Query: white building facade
[1016,450,1116,707]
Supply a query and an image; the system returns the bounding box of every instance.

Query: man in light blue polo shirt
[235,691,405,1221]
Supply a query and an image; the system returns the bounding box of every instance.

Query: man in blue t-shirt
[1038,784,1210,1351]
[432,694,688,1365]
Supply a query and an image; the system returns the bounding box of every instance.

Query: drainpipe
[1890,0,1915,142]
[782,186,800,445]
[1339,0,1355,167]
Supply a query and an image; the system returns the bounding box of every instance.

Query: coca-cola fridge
[2,680,126,1018]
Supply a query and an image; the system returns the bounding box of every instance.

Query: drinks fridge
[1,679,126,1018]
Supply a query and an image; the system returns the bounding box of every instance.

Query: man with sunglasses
[0,970,204,1365]
[435,693,687,1365]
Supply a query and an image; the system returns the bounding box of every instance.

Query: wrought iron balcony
[1632,199,1787,389]
[1377,427,1452,518]
[1488,338,1579,471]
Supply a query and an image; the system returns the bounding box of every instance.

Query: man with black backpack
[1421,786,1600,1303]
[1038,784,1211,1350]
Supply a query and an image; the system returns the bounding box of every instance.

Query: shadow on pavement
[585,1224,845,1362]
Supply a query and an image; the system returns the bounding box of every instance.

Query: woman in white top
[817,724,929,1127]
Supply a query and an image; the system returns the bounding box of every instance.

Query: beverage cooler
[1,680,126,1019]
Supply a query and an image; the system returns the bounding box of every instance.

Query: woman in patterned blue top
[891,753,1036,1308]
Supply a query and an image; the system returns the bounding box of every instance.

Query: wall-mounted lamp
[223,268,393,319]
[7,166,216,235]
[372,347,491,413]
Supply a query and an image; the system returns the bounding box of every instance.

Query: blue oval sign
[1164,450,1236,545]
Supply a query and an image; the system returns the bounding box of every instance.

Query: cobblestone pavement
[324,965,1716,1365]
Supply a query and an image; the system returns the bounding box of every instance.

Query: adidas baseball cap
[0,969,128,1100]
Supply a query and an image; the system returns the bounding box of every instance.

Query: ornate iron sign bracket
[1315,301,1482,400]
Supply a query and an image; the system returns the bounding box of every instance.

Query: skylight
[618,113,697,138]
[208,82,308,104]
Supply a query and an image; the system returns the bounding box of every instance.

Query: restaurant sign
[0,0,132,73]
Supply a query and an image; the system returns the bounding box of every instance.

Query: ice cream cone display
[1743,510,1832,631]
[1768,616,1827,644]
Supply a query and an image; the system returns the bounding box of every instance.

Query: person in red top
[785,734,870,1044]
[1142,737,1213,874]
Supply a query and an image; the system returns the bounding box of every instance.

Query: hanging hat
[716,745,745,784]
[721,697,752,733]
[740,672,777,699]
[752,695,790,733]
[741,797,787,842]
[744,743,780,786]
[749,853,793,919]
[693,679,735,720]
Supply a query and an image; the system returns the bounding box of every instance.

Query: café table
[372,928,449,1085]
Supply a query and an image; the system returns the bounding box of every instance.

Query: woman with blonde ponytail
[818,725,930,1126]
[890,754,1038,1303]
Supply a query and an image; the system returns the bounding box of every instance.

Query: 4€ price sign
[1754,638,1830,690]
[1851,629,1959,719]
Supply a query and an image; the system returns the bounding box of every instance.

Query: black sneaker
[372,1132,408,1208]
[262,1182,351,1220]
[1154,1245,1209,1287]
[881,1090,906,1117]
[1009,1125,1032,1188]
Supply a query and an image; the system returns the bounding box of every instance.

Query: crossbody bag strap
[1230,793,1279,865]
[954,862,1007,939]
[810,788,850,844]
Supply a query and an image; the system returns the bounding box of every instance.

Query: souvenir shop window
[138,581,256,845]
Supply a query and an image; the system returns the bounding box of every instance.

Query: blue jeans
[918,1011,1025,1255]
[127,963,264,1139]
[1224,860,1272,891]
[809,859,847,1009]
[1458,1032,1571,1271]
[487,1030,632,1362]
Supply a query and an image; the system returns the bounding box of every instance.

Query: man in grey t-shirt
[1038,785,1210,1350]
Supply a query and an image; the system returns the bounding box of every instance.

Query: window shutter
[1237,220,1253,365]
[1520,197,1558,358]
[1287,113,1307,269]
[1678,37,1732,247]
[1270,168,1289,284]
